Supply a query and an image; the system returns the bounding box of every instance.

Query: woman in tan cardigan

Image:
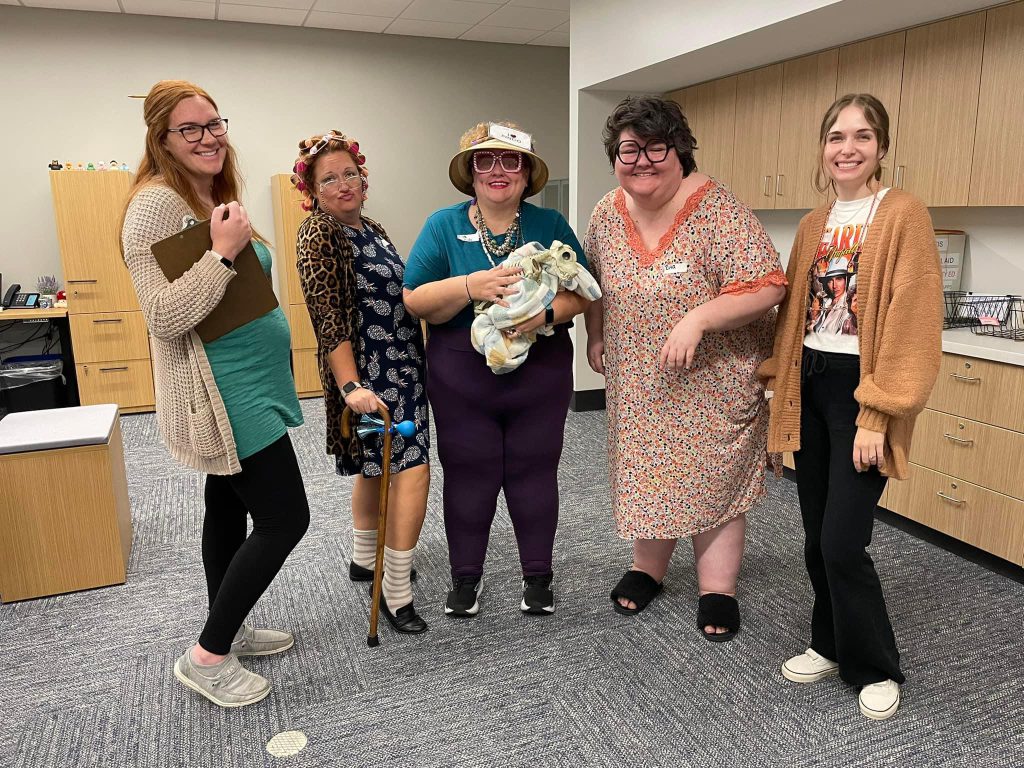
[759,94,942,721]
[120,81,309,709]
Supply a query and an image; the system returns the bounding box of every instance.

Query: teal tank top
[203,241,303,460]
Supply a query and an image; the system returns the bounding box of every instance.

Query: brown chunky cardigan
[757,189,943,480]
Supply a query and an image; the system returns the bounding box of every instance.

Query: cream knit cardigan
[121,183,241,475]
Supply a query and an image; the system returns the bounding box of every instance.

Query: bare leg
[692,514,746,635]
[615,538,678,611]
[351,466,429,549]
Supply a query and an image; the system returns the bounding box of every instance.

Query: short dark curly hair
[602,95,698,176]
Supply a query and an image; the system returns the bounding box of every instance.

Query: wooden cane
[341,403,393,648]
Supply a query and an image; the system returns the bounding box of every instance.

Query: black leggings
[199,433,310,655]
[794,348,904,686]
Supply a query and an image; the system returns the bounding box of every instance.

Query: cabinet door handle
[936,491,965,505]
[895,165,906,188]
[763,175,772,197]
[950,372,982,383]
[66,279,98,284]
[92,318,123,324]
[776,175,784,196]
[942,433,974,445]
[99,366,129,373]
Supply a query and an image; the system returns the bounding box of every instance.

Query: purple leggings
[427,325,573,579]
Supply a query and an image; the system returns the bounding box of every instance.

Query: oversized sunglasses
[472,150,524,174]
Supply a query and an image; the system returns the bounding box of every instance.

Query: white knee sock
[382,546,415,612]
[352,528,377,569]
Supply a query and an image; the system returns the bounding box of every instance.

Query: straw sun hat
[448,122,549,198]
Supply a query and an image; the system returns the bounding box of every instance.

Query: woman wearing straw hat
[404,121,591,618]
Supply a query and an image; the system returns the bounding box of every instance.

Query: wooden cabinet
[664,2,1024,207]
[836,31,906,189]
[969,2,1024,205]
[731,64,783,210]
[667,76,738,187]
[892,12,986,205]
[49,171,154,413]
[775,50,838,209]
[270,174,321,398]
[884,353,1024,567]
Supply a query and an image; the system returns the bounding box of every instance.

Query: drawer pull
[66,279,98,284]
[949,373,981,383]
[936,492,965,505]
[99,366,129,373]
[92,318,123,324]
[942,433,974,446]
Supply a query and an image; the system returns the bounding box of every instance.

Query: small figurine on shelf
[119,163,130,171]
[75,163,84,170]
[64,162,72,170]
[109,160,119,170]
[97,162,107,171]
[55,289,67,309]
[86,162,96,170]
[48,160,62,170]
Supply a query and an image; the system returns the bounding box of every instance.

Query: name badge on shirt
[457,232,481,242]
[664,262,689,275]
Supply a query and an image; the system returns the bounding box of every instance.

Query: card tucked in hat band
[488,123,532,151]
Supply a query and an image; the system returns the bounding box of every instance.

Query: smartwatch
[545,306,555,325]
[341,381,362,396]
[219,256,234,269]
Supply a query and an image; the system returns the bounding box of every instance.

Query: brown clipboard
[150,219,279,343]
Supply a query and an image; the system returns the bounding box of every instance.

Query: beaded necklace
[473,202,522,267]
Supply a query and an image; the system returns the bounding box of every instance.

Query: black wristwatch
[545,306,555,325]
[341,381,362,396]
[219,256,233,269]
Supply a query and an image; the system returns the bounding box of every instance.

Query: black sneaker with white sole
[521,573,554,615]
[445,576,483,617]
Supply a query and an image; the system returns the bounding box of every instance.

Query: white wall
[0,6,570,294]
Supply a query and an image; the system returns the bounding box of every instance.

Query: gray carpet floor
[2,398,1022,768]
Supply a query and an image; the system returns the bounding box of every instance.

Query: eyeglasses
[319,172,363,194]
[166,118,229,143]
[472,151,524,174]
[615,139,670,165]
[308,132,347,157]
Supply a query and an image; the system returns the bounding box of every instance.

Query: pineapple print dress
[340,222,429,477]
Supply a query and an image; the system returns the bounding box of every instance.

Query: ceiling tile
[507,0,568,10]
[385,17,471,38]
[222,0,313,9]
[21,0,120,11]
[218,3,307,24]
[400,0,498,25]
[312,0,406,14]
[527,29,568,47]
[122,0,216,18]
[305,10,391,31]
[482,5,566,30]
[460,25,538,44]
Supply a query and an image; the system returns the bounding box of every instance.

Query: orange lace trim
[720,269,789,296]
[614,180,714,268]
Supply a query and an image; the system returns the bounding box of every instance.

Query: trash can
[0,354,70,413]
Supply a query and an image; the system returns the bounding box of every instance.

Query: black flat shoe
[349,561,418,582]
[379,595,428,634]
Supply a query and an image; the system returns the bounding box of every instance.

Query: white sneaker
[781,648,840,683]
[230,624,294,657]
[859,679,900,720]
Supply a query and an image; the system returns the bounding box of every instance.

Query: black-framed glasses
[472,150,524,174]
[166,118,229,143]
[615,139,670,165]
[319,172,363,194]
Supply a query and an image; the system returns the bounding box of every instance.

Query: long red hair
[121,80,263,241]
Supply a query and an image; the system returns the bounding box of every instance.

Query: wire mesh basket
[969,295,1023,341]
[943,291,975,329]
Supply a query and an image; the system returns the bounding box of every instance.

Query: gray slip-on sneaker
[173,650,270,708]
[230,624,294,657]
